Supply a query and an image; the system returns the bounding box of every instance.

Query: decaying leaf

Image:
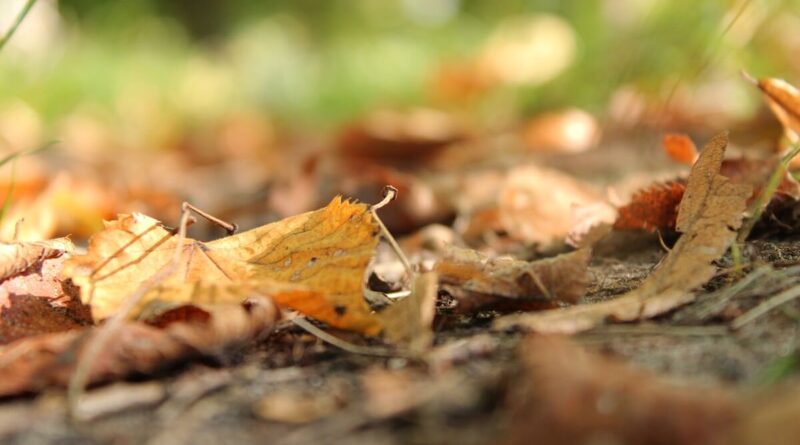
[62,197,384,336]
[498,165,605,245]
[0,238,73,282]
[613,180,686,232]
[496,132,751,333]
[0,296,277,397]
[503,336,739,445]
[0,240,92,344]
[436,247,590,313]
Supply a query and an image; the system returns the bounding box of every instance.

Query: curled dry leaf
[498,165,605,245]
[436,246,590,313]
[503,336,739,445]
[0,240,92,344]
[748,75,800,145]
[62,197,384,336]
[496,132,751,333]
[0,238,73,282]
[613,180,686,232]
[0,296,277,397]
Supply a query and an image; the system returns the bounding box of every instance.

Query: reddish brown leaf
[613,180,686,232]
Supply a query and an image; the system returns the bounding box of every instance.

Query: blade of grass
[0,160,18,228]
[0,0,38,53]
[737,140,800,243]
[0,141,57,228]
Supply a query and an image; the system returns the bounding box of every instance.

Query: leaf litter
[5,77,800,445]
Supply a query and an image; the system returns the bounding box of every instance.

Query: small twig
[0,0,38,53]
[291,317,407,358]
[656,230,671,253]
[731,284,800,330]
[68,204,196,419]
[181,202,238,235]
[370,186,413,276]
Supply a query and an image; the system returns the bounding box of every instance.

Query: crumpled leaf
[0,238,74,282]
[613,180,686,232]
[0,296,277,397]
[498,165,606,245]
[503,336,739,445]
[0,239,92,344]
[436,247,590,313]
[496,132,751,333]
[62,197,384,336]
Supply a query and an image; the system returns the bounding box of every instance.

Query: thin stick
[182,202,238,235]
[731,284,800,330]
[68,206,195,419]
[0,0,37,52]
[291,317,407,358]
[370,186,413,276]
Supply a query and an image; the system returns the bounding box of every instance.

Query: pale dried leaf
[496,132,750,333]
[380,272,437,353]
[0,238,73,282]
[498,165,605,245]
[437,247,590,312]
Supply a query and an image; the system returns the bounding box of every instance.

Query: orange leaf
[62,196,384,336]
[663,133,698,165]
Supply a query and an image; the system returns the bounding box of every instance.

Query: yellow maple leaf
[62,196,384,335]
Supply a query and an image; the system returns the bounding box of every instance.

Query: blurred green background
[1,0,798,135]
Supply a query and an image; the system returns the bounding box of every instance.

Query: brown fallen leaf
[503,336,739,445]
[496,132,751,333]
[436,247,590,313]
[613,180,686,232]
[498,165,606,245]
[62,196,384,336]
[0,296,277,397]
[734,385,800,445]
[380,272,437,353]
[336,108,467,166]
